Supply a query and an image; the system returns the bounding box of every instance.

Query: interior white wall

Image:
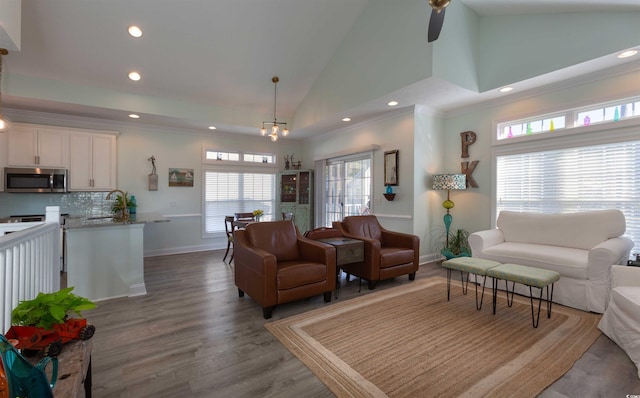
[304,108,415,232]
[432,0,480,92]
[477,12,640,92]
[293,0,432,130]
[0,0,21,51]
[0,112,304,256]
[413,105,445,260]
[442,67,640,236]
[118,126,304,256]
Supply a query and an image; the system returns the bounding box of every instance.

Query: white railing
[0,207,61,333]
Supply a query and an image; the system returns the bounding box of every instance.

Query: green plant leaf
[11,286,96,329]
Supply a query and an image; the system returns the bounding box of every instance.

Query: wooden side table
[317,237,364,298]
[29,339,93,398]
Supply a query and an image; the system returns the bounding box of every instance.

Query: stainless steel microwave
[4,167,69,193]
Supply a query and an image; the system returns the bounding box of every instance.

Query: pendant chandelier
[0,49,10,133]
[260,76,289,142]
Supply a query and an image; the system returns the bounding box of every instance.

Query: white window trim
[493,96,640,147]
[201,146,279,168]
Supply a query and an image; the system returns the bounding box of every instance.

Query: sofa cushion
[277,260,327,290]
[497,210,626,250]
[481,242,589,279]
[612,286,640,317]
[379,247,414,268]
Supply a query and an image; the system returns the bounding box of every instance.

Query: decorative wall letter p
[460,131,476,159]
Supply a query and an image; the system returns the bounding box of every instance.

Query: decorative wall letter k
[461,160,479,188]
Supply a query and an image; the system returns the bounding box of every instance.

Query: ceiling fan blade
[428,8,446,43]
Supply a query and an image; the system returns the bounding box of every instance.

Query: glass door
[324,155,371,226]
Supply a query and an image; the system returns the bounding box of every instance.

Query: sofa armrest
[381,229,419,250]
[298,237,336,266]
[588,236,635,268]
[468,229,504,254]
[611,265,640,288]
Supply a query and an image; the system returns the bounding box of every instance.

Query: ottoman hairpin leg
[487,263,560,328]
[529,283,555,328]
[442,258,501,311]
[446,268,469,300]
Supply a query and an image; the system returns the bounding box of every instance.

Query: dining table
[232,219,255,229]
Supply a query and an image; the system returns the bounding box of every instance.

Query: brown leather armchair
[334,215,419,289]
[234,220,336,319]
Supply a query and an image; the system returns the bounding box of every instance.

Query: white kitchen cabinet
[7,125,67,167]
[68,132,117,191]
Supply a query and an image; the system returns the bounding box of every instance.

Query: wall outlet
[169,201,177,208]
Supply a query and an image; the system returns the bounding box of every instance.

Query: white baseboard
[129,283,147,297]
[420,252,443,265]
[144,244,221,257]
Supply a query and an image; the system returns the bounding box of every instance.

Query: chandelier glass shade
[0,49,10,133]
[260,76,289,142]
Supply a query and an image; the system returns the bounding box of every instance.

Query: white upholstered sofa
[468,210,634,313]
[598,265,640,378]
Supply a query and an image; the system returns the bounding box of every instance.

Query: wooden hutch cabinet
[279,170,314,234]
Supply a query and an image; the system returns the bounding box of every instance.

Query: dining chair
[282,212,294,221]
[223,216,235,262]
[234,212,255,221]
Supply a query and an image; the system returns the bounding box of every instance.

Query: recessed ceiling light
[129,114,140,119]
[618,49,638,59]
[342,117,351,122]
[128,71,141,81]
[499,86,513,93]
[208,126,217,130]
[387,101,399,106]
[128,25,143,38]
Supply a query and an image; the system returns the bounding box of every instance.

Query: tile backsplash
[0,192,113,217]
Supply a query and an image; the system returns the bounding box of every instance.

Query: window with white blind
[496,139,640,257]
[203,169,276,235]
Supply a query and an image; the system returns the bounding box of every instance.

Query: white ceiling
[2,0,639,137]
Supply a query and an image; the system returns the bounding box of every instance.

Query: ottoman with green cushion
[486,263,561,328]
[441,257,501,310]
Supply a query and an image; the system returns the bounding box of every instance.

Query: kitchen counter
[65,212,169,229]
[65,213,168,301]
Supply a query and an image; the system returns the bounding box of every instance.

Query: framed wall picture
[384,150,398,186]
[168,168,194,187]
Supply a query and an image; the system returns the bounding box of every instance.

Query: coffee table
[317,237,364,298]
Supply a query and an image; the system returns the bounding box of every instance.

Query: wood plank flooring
[84,251,640,397]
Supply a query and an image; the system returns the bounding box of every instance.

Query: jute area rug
[265,277,601,398]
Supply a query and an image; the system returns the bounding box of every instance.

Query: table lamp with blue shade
[432,174,466,248]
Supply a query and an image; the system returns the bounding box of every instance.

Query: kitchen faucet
[106,189,129,222]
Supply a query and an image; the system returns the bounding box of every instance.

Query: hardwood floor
[85,251,640,397]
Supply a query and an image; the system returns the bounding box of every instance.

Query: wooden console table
[317,237,364,298]
[29,339,92,398]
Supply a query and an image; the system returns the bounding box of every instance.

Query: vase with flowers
[252,209,264,222]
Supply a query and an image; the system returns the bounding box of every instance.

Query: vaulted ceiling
[1,0,639,138]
